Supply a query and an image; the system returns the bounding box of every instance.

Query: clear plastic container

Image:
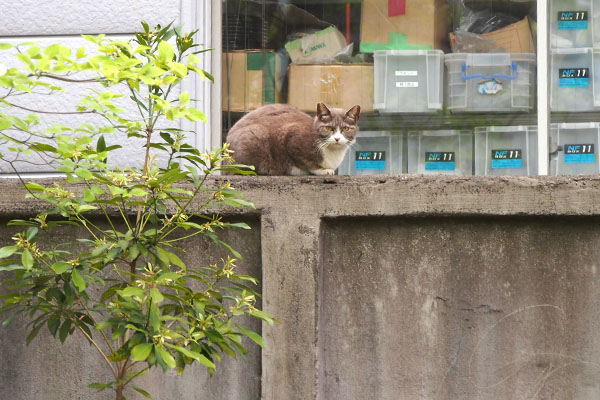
[550,122,600,174]
[550,0,597,48]
[337,131,404,175]
[474,126,538,176]
[550,47,600,111]
[373,50,444,113]
[445,53,536,113]
[407,130,473,175]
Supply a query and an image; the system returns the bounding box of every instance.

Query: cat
[225,102,360,175]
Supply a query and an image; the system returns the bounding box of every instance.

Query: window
[217,1,581,177]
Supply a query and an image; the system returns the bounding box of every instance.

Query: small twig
[2,100,97,115]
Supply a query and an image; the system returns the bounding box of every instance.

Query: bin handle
[461,61,518,81]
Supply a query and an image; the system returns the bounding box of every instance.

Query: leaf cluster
[0,22,267,400]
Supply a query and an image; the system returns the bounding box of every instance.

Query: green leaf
[87,382,113,391]
[76,46,86,59]
[235,323,264,348]
[21,249,33,269]
[184,108,206,122]
[26,227,38,241]
[158,41,175,62]
[96,135,106,152]
[51,261,71,274]
[132,387,153,399]
[83,188,96,202]
[131,343,153,362]
[250,309,275,325]
[75,167,93,180]
[24,182,45,191]
[0,117,12,130]
[0,246,18,258]
[59,320,72,343]
[26,322,44,345]
[0,43,14,50]
[1,312,18,328]
[179,91,190,106]
[167,62,187,77]
[47,316,61,337]
[149,288,164,304]
[149,302,160,332]
[118,286,145,298]
[168,344,215,369]
[71,268,86,292]
[155,346,176,369]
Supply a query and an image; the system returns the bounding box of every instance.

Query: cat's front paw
[311,168,335,176]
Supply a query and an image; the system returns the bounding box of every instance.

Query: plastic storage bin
[474,126,538,176]
[445,53,536,113]
[550,48,600,111]
[338,131,403,175]
[373,50,444,113]
[407,130,473,175]
[550,0,597,48]
[550,122,600,174]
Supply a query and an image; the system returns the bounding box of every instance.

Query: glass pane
[549,0,600,175]
[221,0,539,176]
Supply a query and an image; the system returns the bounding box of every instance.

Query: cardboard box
[360,0,450,52]
[482,17,535,53]
[287,64,374,112]
[285,26,347,63]
[449,17,535,53]
[222,51,283,112]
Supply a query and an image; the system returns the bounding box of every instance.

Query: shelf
[222,110,600,135]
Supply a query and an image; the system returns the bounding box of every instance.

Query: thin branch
[37,73,103,84]
[75,324,118,379]
[2,100,97,115]
[78,300,115,355]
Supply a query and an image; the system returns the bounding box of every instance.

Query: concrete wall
[2,175,600,399]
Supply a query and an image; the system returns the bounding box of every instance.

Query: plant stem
[75,324,118,379]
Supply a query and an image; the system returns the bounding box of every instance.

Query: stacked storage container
[407,130,473,175]
[445,53,536,113]
[550,0,600,174]
[474,126,538,175]
[338,131,404,175]
[444,32,536,175]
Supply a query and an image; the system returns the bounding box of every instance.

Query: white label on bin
[395,70,418,76]
[396,82,419,88]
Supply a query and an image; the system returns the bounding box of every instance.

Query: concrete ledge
[2,175,600,217]
[2,175,600,400]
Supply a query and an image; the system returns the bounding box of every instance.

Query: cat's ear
[345,105,361,123]
[317,102,332,121]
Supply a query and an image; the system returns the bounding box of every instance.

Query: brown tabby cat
[225,103,360,175]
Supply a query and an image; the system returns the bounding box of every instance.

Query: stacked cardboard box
[222,51,283,112]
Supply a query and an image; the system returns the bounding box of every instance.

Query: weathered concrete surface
[320,216,600,400]
[2,175,600,399]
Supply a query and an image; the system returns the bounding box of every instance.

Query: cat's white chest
[320,145,349,170]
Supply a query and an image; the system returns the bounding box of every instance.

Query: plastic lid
[373,49,444,56]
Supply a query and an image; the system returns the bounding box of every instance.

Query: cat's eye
[326,126,334,131]
[342,127,349,132]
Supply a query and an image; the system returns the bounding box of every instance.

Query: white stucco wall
[0,0,214,173]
